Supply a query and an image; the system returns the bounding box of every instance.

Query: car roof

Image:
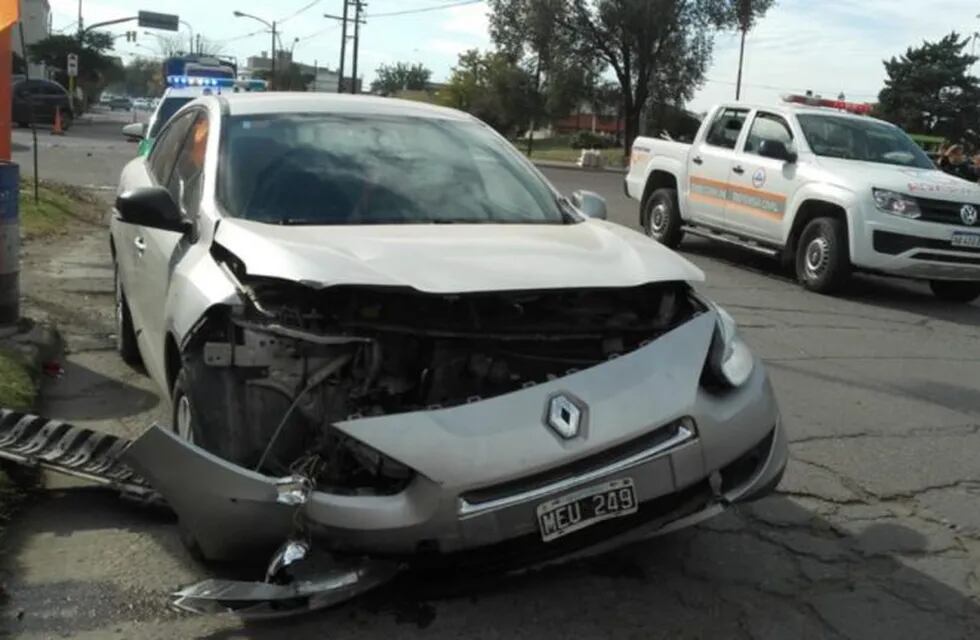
[215,92,473,121]
[714,101,890,126]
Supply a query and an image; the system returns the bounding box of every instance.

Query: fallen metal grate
[0,408,160,502]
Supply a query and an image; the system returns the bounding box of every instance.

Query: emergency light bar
[165,75,268,91]
[782,94,871,115]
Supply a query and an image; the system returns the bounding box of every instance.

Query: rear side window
[705,108,748,149]
[744,112,793,154]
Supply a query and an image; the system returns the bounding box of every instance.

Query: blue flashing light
[165,75,268,92]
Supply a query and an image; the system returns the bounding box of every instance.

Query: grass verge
[0,348,35,411]
[513,136,628,167]
[19,177,105,239]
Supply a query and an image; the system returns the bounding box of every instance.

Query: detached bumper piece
[0,409,158,502]
[172,553,399,619]
[0,410,400,619]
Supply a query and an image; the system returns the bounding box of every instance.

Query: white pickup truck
[625,95,980,303]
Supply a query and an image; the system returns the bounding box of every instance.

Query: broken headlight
[703,305,754,388]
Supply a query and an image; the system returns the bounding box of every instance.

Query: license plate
[536,478,638,542]
[952,232,980,248]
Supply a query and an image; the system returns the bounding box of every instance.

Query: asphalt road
[1,123,979,639]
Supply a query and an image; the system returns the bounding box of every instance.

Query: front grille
[417,479,714,572]
[872,230,980,256]
[911,252,980,266]
[409,427,777,572]
[914,196,980,226]
[460,419,694,508]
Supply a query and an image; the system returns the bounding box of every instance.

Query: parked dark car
[109,97,133,111]
[12,79,73,129]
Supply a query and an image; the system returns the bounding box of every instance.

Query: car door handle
[134,236,146,253]
[732,165,745,175]
[692,156,704,165]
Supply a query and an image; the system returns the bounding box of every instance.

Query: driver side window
[744,112,793,155]
[148,112,196,187]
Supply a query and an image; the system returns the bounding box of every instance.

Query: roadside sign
[138,10,179,31]
[67,53,78,77]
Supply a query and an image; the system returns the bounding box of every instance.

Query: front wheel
[171,368,199,444]
[795,217,851,293]
[929,280,980,303]
[643,188,684,248]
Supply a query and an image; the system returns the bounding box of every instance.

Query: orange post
[0,28,11,160]
[0,0,18,161]
[51,106,64,135]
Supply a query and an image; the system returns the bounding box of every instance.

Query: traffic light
[125,31,137,43]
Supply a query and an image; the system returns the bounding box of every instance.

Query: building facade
[243,52,343,93]
[12,0,51,79]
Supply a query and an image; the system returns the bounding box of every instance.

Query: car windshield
[217,113,566,225]
[796,114,935,169]
[148,97,193,137]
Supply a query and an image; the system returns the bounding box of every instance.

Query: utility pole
[338,0,349,93]
[735,25,746,100]
[77,0,83,38]
[351,1,363,94]
[271,21,277,90]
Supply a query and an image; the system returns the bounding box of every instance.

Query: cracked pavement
[0,163,978,638]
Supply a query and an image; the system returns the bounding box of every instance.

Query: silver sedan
[109,93,787,615]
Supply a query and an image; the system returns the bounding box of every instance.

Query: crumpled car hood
[213,218,704,293]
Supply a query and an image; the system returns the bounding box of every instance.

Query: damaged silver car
[108,93,787,613]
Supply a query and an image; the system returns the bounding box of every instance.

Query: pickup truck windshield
[797,114,935,170]
[217,113,566,225]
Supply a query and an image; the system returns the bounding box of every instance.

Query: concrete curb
[532,159,628,175]
[0,318,64,411]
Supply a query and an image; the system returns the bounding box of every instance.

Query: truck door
[686,107,749,228]
[728,111,796,242]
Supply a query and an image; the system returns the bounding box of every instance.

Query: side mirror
[758,139,797,164]
[115,187,190,233]
[571,190,608,220]
[122,122,146,141]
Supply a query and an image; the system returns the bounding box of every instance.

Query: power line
[297,23,341,42]
[217,28,268,44]
[278,0,323,24]
[366,0,483,19]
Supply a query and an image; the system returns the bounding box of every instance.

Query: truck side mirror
[759,139,797,164]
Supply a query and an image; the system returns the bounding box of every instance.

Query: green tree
[370,62,433,95]
[877,32,980,145]
[540,0,774,153]
[115,57,164,97]
[28,31,120,100]
[441,49,536,136]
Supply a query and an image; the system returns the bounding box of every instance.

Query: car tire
[171,367,200,445]
[929,280,980,303]
[795,217,850,293]
[114,265,142,366]
[643,188,684,248]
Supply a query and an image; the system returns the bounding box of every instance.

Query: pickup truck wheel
[929,280,980,303]
[643,188,683,248]
[114,264,142,366]
[795,217,850,293]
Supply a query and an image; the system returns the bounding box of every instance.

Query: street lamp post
[233,11,276,88]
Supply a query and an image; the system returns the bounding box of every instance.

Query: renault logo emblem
[546,394,584,439]
[961,204,978,226]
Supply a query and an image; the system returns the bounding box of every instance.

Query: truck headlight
[872,188,921,219]
[704,305,754,388]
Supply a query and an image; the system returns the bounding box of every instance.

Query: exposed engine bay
[181,246,703,492]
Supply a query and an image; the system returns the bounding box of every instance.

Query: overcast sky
[49,0,980,109]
